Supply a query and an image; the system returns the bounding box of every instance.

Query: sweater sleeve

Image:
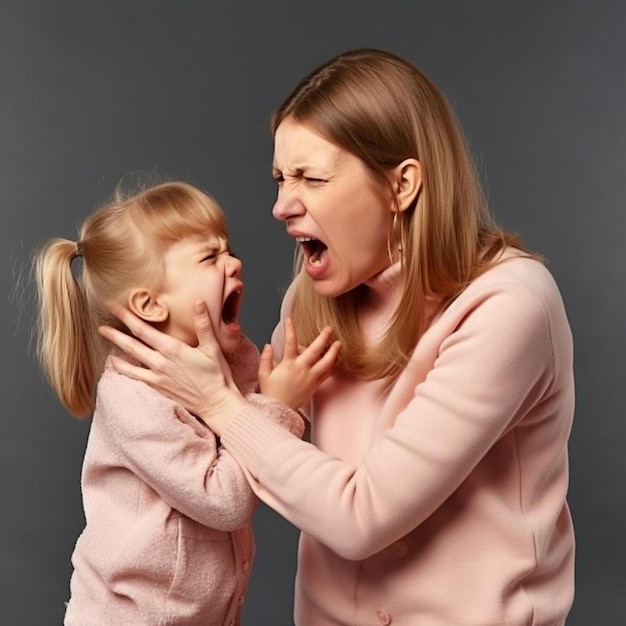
[96,370,257,531]
[221,281,565,559]
[224,334,260,395]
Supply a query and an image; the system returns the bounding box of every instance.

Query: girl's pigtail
[34,239,97,418]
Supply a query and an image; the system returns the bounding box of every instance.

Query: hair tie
[75,241,83,258]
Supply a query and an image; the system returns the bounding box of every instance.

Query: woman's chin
[310,273,358,298]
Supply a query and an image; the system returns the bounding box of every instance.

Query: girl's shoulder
[95,359,213,439]
[97,358,178,415]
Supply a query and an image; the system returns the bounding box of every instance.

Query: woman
[101,49,575,625]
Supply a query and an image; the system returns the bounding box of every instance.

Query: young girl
[34,180,339,625]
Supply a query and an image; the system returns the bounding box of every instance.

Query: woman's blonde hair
[34,180,227,418]
[272,48,538,382]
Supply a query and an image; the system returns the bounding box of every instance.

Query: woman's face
[272,118,394,297]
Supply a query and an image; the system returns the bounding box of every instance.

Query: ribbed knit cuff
[221,405,295,477]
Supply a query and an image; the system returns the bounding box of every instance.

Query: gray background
[2,1,624,623]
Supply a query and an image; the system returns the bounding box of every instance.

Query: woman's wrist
[196,388,247,437]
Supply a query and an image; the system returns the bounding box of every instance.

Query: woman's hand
[258,318,341,410]
[98,301,246,434]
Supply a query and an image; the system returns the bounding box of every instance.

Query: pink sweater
[222,252,575,625]
[64,336,303,626]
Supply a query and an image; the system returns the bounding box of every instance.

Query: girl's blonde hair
[272,48,539,382]
[34,181,227,418]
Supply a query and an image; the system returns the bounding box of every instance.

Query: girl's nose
[224,253,242,277]
[272,193,306,222]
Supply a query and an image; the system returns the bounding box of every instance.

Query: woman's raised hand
[98,301,246,433]
[258,318,341,410]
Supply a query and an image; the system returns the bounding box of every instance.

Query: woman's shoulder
[465,248,564,307]
[445,248,572,354]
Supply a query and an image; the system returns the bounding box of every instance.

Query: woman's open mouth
[297,236,329,277]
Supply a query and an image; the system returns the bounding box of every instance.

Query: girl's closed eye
[202,249,236,263]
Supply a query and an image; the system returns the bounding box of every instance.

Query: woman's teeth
[296,236,326,265]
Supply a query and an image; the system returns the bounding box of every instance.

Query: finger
[193,300,214,335]
[114,307,179,354]
[98,325,164,370]
[108,354,160,386]
[298,326,335,364]
[310,340,342,377]
[258,344,274,380]
[193,300,230,368]
[193,301,239,387]
[193,300,218,347]
[282,317,298,360]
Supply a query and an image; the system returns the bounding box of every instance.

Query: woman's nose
[272,192,306,222]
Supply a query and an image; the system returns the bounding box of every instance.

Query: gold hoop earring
[387,211,404,266]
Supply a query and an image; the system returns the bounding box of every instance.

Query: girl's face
[157,232,243,353]
[271,118,394,297]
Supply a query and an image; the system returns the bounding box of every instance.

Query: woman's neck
[359,262,403,345]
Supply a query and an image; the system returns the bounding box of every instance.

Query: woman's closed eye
[272,172,325,184]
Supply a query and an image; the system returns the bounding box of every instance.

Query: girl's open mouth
[221,289,242,327]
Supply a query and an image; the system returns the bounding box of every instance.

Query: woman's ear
[390,158,422,212]
[127,288,169,323]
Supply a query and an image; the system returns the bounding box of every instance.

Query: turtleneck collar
[359,262,403,345]
[365,261,402,295]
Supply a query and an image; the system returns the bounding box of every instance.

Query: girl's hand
[258,318,341,410]
[98,301,246,433]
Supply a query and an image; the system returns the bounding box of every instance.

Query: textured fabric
[64,336,303,626]
[221,252,575,626]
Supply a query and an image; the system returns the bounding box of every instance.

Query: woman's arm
[101,285,571,560]
[100,302,340,432]
[220,281,571,559]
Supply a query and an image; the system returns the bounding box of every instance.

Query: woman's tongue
[304,239,329,274]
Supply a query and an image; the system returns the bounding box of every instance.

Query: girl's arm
[96,366,257,531]
[95,324,334,532]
